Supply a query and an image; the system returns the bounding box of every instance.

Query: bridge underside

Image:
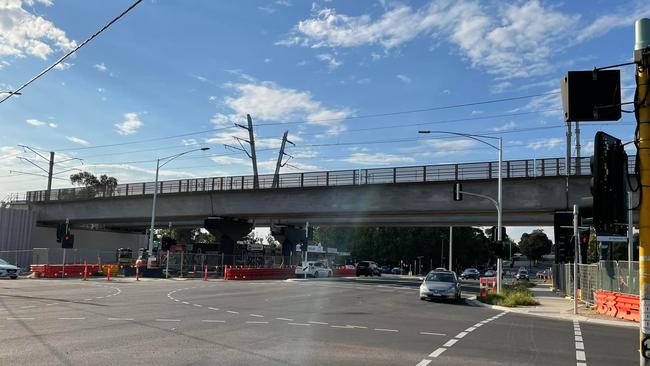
[26,176,598,229]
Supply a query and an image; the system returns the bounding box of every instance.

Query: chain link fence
[553,261,639,305]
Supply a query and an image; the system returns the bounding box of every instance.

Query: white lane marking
[443,339,458,347]
[308,321,328,325]
[348,325,368,329]
[201,320,226,323]
[107,318,134,321]
[155,319,181,322]
[7,317,35,320]
[95,297,104,299]
[58,317,85,320]
[193,304,202,307]
[374,328,399,332]
[84,298,93,301]
[276,317,293,321]
[465,326,476,332]
[226,310,239,314]
[208,307,219,311]
[455,332,468,339]
[246,321,269,324]
[420,332,446,336]
[331,325,352,328]
[174,299,180,302]
[182,301,190,305]
[288,322,311,326]
[429,348,446,358]
[20,305,37,309]
[249,314,264,318]
[573,320,587,365]
[474,323,483,328]
[46,303,56,306]
[415,360,432,366]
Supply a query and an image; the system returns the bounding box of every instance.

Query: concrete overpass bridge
[15,156,602,229]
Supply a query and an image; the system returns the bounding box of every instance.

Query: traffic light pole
[573,204,579,315]
[636,18,650,365]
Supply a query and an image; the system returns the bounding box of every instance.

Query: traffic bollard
[136,266,140,281]
[203,264,208,281]
[83,261,88,281]
[107,267,111,281]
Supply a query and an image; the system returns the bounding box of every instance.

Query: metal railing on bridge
[17,156,633,203]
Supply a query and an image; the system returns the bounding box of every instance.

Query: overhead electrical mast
[226,114,260,189]
[272,131,295,189]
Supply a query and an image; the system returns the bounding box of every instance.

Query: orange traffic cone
[107,267,111,281]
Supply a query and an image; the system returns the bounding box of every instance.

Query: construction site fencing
[159,253,304,279]
[552,261,639,305]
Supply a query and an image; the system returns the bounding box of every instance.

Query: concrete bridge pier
[203,217,253,265]
[272,226,307,265]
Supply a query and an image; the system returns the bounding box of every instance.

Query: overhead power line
[0,0,143,105]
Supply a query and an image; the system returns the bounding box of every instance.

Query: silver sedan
[419,270,462,302]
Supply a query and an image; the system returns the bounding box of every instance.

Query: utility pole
[573,204,579,315]
[448,226,453,272]
[272,131,294,189]
[634,17,650,365]
[228,114,260,189]
[47,152,54,200]
[566,122,572,209]
[575,121,581,174]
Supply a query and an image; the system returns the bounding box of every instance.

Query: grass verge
[478,283,539,307]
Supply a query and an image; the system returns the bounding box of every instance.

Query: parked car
[460,268,480,280]
[380,266,392,274]
[419,270,462,302]
[391,267,402,275]
[295,261,332,278]
[515,269,529,281]
[482,270,496,277]
[356,261,381,277]
[0,258,19,279]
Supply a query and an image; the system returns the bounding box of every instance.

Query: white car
[295,261,332,278]
[0,258,19,279]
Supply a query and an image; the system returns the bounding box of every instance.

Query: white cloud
[48,122,57,128]
[114,112,143,135]
[264,58,272,63]
[316,53,343,70]
[26,118,45,126]
[53,62,72,70]
[411,139,478,158]
[343,153,415,165]
[528,137,563,150]
[577,3,650,43]
[94,63,108,72]
[0,0,76,60]
[275,0,291,6]
[491,121,517,132]
[66,136,90,146]
[471,110,483,115]
[357,77,371,85]
[210,156,247,165]
[181,138,197,146]
[370,52,382,61]
[258,6,276,14]
[396,74,411,84]
[296,60,307,66]
[212,76,353,136]
[278,1,581,79]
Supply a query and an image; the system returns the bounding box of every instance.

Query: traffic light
[590,131,627,235]
[62,234,74,249]
[491,240,505,259]
[453,182,463,201]
[490,226,506,242]
[554,211,574,263]
[579,229,590,264]
[561,70,621,122]
[56,223,66,243]
[307,226,314,240]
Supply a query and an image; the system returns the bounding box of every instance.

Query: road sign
[596,235,629,242]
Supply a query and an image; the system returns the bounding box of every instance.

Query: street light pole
[147,147,209,268]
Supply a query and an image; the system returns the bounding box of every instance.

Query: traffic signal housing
[554,211,574,264]
[590,131,627,236]
[490,226,507,242]
[561,70,621,122]
[62,234,74,249]
[56,223,66,243]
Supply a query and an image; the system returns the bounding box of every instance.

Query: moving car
[460,268,480,280]
[483,270,496,277]
[380,266,392,274]
[419,270,462,302]
[356,261,381,277]
[0,258,19,279]
[295,261,332,278]
[391,267,402,275]
[515,269,529,281]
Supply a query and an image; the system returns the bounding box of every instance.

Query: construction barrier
[479,276,497,297]
[332,268,356,277]
[224,266,296,280]
[31,264,101,278]
[595,290,639,322]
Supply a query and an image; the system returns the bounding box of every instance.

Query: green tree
[70,171,118,197]
[519,230,552,263]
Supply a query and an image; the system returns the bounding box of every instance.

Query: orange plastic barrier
[224,266,296,280]
[332,268,356,277]
[594,290,639,322]
[479,277,497,297]
[31,264,101,278]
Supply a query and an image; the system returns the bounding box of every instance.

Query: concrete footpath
[469,282,638,329]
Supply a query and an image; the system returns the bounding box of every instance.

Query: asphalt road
[0,277,637,365]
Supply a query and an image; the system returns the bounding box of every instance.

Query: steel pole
[46,152,54,201]
[573,204,579,315]
[497,137,503,292]
[566,122,572,209]
[147,159,160,269]
[635,17,650,365]
[630,191,635,289]
[449,226,453,271]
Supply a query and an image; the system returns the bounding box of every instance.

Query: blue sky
[1,0,648,240]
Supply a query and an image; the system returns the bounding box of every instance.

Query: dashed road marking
[155,319,181,322]
[455,331,468,339]
[208,307,219,311]
[7,317,35,320]
[288,322,311,326]
[249,314,264,318]
[202,320,226,323]
[107,318,133,321]
[193,304,202,307]
[276,317,293,321]
[182,301,190,305]
[227,310,239,314]
[308,321,328,325]
[331,325,352,328]
[415,360,432,366]
[573,320,587,365]
[374,328,399,332]
[419,332,446,336]
[58,317,85,320]
[20,305,36,309]
[246,321,269,324]
[443,339,458,347]
[429,348,446,358]
[465,326,476,332]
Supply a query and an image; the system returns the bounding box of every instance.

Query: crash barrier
[224,266,296,280]
[31,264,101,278]
[332,268,356,277]
[594,290,639,322]
[479,277,497,297]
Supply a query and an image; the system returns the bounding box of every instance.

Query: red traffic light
[579,230,590,245]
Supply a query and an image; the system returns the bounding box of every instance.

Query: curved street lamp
[418,130,504,291]
[147,147,210,267]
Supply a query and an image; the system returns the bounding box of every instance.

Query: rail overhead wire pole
[635,18,650,365]
[147,148,209,269]
[419,130,503,291]
[226,115,260,189]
